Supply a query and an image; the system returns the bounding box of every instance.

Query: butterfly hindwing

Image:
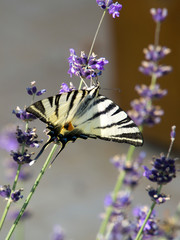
[71,94,143,146]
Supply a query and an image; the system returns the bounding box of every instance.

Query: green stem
[126,145,135,162]
[135,184,162,240]
[135,202,156,240]
[5,144,58,240]
[88,10,107,59]
[0,122,29,231]
[97,170,126,240]
[0,164,22,231]
[96,145,136,240]
[154,22,161,48]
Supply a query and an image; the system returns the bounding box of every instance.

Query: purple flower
[11,149,34,165]
[104,191,131,209]
[16,126,42,148]
[143,154,176,185]
[11,188,23,202]
[170,125,176,141]
[68,48,108,80]
[135,84,167,99]
[0,185,11,199]
[96,0,113,9]
[108,2,122,18]
[109,217,133,240]
[51,225,65,240]
[133,206,159,237]
[26,81,46,96]
[59,82,76,94]
[0,125,18,152]
[36,89,46,96]
[128,98,164,127]
[139,61,172,78]
[143,45,171,62]
[96,0,122,18]
[146,186,170,204]
[150,8,168,23]
[4,160,32,181]
[110,152,145,187]
[8,210,31,221]
[12,107,36,121]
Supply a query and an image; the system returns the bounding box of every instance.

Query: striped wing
[26,86,143,147]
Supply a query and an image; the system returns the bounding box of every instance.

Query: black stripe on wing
[55,95,61,118]
[68,91,79,113]
[26,101,48,123]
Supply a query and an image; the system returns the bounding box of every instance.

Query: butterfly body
[26,85,143,162]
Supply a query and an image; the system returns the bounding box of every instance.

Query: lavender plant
[0,1,178,240]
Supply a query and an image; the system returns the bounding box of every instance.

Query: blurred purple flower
[109,218,132,240]
[133,206,159,238]
[143,154,176,185]
[4,160,32,181]
[0,185,11,199]
[8,209,31,221]
[143,45,171,62]
[139,61,172,78]
[110,152,145,187]
[135,84,167,99]
[128,98,164,127]
[104,191,131,209]
[150,8,168,23]
[170,125,176,141]
[0,125,18,152]
[51,225,65,240]
[68,48,108,80]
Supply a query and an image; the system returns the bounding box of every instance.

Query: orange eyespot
[62,122,75,133]
[67,122,74,131]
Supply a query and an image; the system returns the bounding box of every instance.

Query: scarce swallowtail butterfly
[26,84,143,163]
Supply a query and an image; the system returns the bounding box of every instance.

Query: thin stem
[5,144,58,240]
[96,145,136,240]
[0,164,22,231]
[96,170,126,240]
[126,145,135,162]
[0,122,30,231]
[154,22,161,48]
[135,184,162,240]
[135,201,156,240]
[88,10,107,59]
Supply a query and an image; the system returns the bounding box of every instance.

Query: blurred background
[0,0,179,239]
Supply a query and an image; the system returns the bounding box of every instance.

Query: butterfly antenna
[29,137,54,166]
[49,142,66,167]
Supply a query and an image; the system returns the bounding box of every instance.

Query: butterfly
[26,84,143,163]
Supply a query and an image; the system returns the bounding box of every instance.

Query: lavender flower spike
[96,0,122,18]
[170,125,176,141]
[143,153,176,185]
[108,2,122,18]
[150,8,168,23]
[68,48,108,80]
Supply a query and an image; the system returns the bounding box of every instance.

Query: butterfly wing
[72,94,143,147]
[26,86,143,147]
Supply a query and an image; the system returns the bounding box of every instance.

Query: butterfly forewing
[26,86,143,147]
